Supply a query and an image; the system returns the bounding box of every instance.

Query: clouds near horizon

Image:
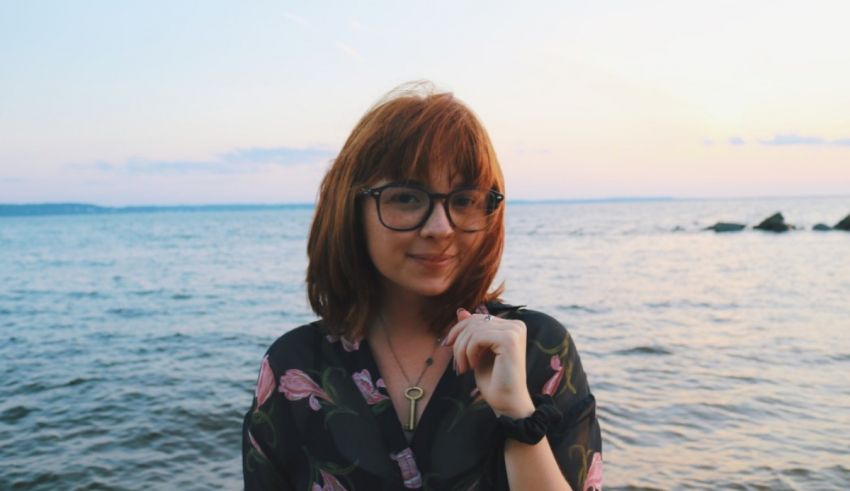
[66,146,335,175]
[760,134,850,147]
[712,134,850,147]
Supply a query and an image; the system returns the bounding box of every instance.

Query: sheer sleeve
[242,354,295,491]
[521,310,604,491]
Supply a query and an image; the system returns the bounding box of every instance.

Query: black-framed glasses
[358,183,505,232]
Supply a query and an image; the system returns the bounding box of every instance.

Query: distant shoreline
[0,203,316,217]
[1,195,847,217]
[1,198,673,217]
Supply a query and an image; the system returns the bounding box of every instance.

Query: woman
[242,83,602,490]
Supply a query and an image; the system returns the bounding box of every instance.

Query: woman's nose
[419,201,454,237]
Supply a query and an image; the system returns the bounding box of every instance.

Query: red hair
[306,82,505,338]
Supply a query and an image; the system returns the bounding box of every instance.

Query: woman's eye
[387,192,421,205]
[451,194,477,209]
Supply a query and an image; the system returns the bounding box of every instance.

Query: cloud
[728,136,746,145]
[283,12,308,26]
[219,147,333,165]
[702,139,715,146]
[760,134,850,146]
[67,146,335,175]
[349,19,368,33]
[336,42,364,62]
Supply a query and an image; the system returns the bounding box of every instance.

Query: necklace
[380,317,443,432]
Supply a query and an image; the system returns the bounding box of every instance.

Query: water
[1,197,849,490]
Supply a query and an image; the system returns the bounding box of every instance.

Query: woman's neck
[378,283,435,339]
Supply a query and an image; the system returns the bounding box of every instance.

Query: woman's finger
[444,308,473,346]
[453,318,490,373]
[454,318,511,372]
[466,330,497,369]
[448,312,525,373]
[465,328,519,369]
[452,322,475,373]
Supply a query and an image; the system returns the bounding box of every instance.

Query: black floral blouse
[242,303,603,490]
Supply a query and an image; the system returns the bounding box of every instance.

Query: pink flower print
[352,369,389,405]
[542,355,565,396]
[325,334,361,352]
[254,355,276,410]
[247,430,267,460]
[390,448,423,489]
[278,369,332,411]
[312,469,348,491]
[583,452,603,491]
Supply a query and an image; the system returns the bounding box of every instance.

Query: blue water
[2,197,849,490]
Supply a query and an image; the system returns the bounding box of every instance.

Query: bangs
[356,93,501,192]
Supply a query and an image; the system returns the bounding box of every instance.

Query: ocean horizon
[2,193,850,218]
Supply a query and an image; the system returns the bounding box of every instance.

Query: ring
[484,314,492,321]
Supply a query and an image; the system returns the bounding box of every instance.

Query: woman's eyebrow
[394,179,426,187]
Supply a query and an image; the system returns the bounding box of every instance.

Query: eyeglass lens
[378,186,494,231]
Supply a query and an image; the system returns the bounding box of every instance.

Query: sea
[1,196,849,490]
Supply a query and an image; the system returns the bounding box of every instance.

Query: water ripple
[613,345,673,356]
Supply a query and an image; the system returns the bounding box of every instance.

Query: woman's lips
[408,253,455,267]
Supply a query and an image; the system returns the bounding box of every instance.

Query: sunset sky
[2,1,849,205]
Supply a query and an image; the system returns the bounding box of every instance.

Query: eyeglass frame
[357,183,505,232]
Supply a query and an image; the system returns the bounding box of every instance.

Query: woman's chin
[414,284,451,297]
[400,279,454,298]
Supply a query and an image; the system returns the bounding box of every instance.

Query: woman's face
[362,171,484,300]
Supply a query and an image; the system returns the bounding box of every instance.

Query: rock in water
[754,212,794,232]
[705,222,746,233]
[813,223,832,231]
[834,214,850,231]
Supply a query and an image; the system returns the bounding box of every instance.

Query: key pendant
[403,386,425,431]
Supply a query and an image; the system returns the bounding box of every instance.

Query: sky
[2,1,849,205]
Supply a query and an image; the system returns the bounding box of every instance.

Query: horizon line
[2,192,850,208]
[2,193,850,218]
[0,194,850,210]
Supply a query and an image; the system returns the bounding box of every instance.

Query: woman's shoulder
[490,301,594,400]
[262,320,330,371]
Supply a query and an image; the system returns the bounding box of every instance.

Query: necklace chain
[380,316,442,387]
[379,316,444,433]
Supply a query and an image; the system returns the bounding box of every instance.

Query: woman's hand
[444,308,535,418]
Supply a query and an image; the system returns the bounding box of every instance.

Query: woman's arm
[445,309,572,490]
[242,354,295,491]
[500,398,572,490]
